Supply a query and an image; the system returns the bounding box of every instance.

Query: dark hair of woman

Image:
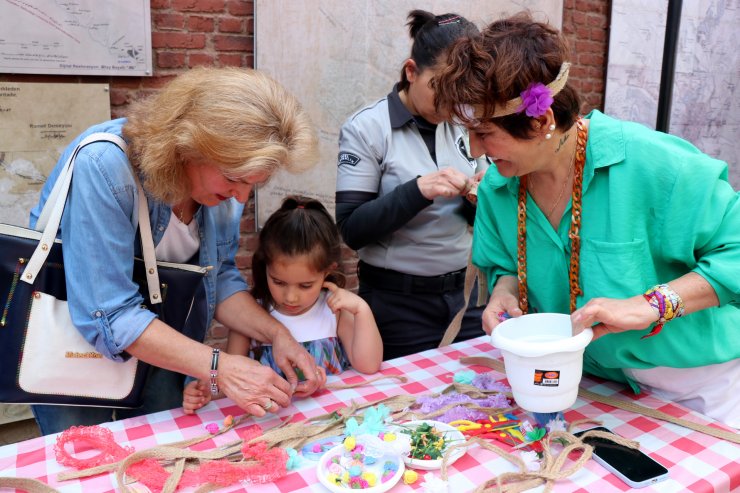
[398,9,479,92]
[251,196,345,309]
[434,12,581,138]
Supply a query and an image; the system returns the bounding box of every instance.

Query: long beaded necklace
[516,118,588,314]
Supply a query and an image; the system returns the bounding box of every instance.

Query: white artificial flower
[420,472,449,493]
[384,430,412,457]
[519,450,541,471]
[546,418,567,433]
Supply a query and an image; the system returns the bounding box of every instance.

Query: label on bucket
[533,370,560,387]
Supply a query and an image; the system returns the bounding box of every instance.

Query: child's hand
[182,379,212,414]
[323,281,368,316]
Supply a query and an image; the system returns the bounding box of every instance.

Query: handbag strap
[22,133,164,305]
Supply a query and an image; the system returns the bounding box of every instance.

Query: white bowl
[395,420,467,471]
[316,443,404,493]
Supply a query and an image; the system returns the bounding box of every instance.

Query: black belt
[358,261,466,294]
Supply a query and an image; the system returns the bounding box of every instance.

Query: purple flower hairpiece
[517,83,554,118]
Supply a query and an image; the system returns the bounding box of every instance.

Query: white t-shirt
[154,210,200,263]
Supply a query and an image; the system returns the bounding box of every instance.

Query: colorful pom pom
[344,436,356,451]
[403,469,419,484]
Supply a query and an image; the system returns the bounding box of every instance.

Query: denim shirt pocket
[579,238,654,300]
[215,236,237,264]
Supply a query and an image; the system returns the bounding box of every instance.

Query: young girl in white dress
[183,196,383,413]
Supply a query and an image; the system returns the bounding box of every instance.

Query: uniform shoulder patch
[337,152,361,167]
[456,135,476,168]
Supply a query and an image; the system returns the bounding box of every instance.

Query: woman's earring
[545,123,556,140]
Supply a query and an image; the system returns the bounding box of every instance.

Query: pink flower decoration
[205,423,219,435]
[517,83,553,117]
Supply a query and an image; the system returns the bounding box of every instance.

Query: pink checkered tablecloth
[1,336,738,492]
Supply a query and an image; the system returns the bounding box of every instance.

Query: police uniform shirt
[336,85,487,277]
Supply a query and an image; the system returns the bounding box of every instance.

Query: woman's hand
[182,379,212,415]
[571,295,658,340]
[482,296,523,335]
[417,168,471,200]
[482,275,522,335]
[217,352,297,416]
[270,331,326,398]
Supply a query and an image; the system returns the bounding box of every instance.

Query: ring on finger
[262,399,274,411]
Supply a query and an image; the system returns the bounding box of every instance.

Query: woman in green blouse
[434,13,740,428]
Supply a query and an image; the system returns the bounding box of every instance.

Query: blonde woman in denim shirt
[29,67,324,434]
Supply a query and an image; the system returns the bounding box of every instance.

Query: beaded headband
[467,62,571,119]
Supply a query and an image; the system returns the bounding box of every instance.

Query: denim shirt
[29,119,249,362]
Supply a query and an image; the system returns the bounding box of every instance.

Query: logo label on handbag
[65,351,103,359]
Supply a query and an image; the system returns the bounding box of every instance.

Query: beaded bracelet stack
[210,348,220,396]
[641,283,685,339]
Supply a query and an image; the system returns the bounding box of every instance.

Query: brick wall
[0,0,610,348]
[563,0,610,112]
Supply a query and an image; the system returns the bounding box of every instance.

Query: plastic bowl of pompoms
[394,420,467,470]
[317,434,405,492]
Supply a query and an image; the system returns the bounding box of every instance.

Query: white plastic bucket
[491,313,593,413]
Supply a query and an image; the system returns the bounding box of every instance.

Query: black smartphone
[573,426,669,488]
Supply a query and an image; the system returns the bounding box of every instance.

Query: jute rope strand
[115,443,244,493]
[249,394,417,450]
[250,419,344,449]
[325,374,408,390]
[441,381,513,399]
[161,457,186,493]
[473,432,594,493]
[461,356,740,444]
[577,387,740,444]
[57,416,247,481]
[436,431,595,493]
[0,477,60,493]
[485,63,572,119]
[193,483,221,493]
[439,258,480,347]
[412,402,517,421]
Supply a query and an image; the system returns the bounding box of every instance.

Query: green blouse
[474,110,740,391]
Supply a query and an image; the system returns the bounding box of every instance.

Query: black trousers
[359,280,486,361]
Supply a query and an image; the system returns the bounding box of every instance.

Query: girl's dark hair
[398,10,479,92]
[251,196,345,308]
[434,12,581,138]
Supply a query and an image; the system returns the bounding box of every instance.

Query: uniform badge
[456,135,477,169]
[338,152,361,167]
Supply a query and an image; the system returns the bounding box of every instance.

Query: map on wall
[0,0,152,76]
[0,82,111,227]
[254,0,563,229]
[604,0,739,188]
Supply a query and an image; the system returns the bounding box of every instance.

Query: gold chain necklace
[517,118,587,313]
[528,152,574,220]
[175,201,192,224]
